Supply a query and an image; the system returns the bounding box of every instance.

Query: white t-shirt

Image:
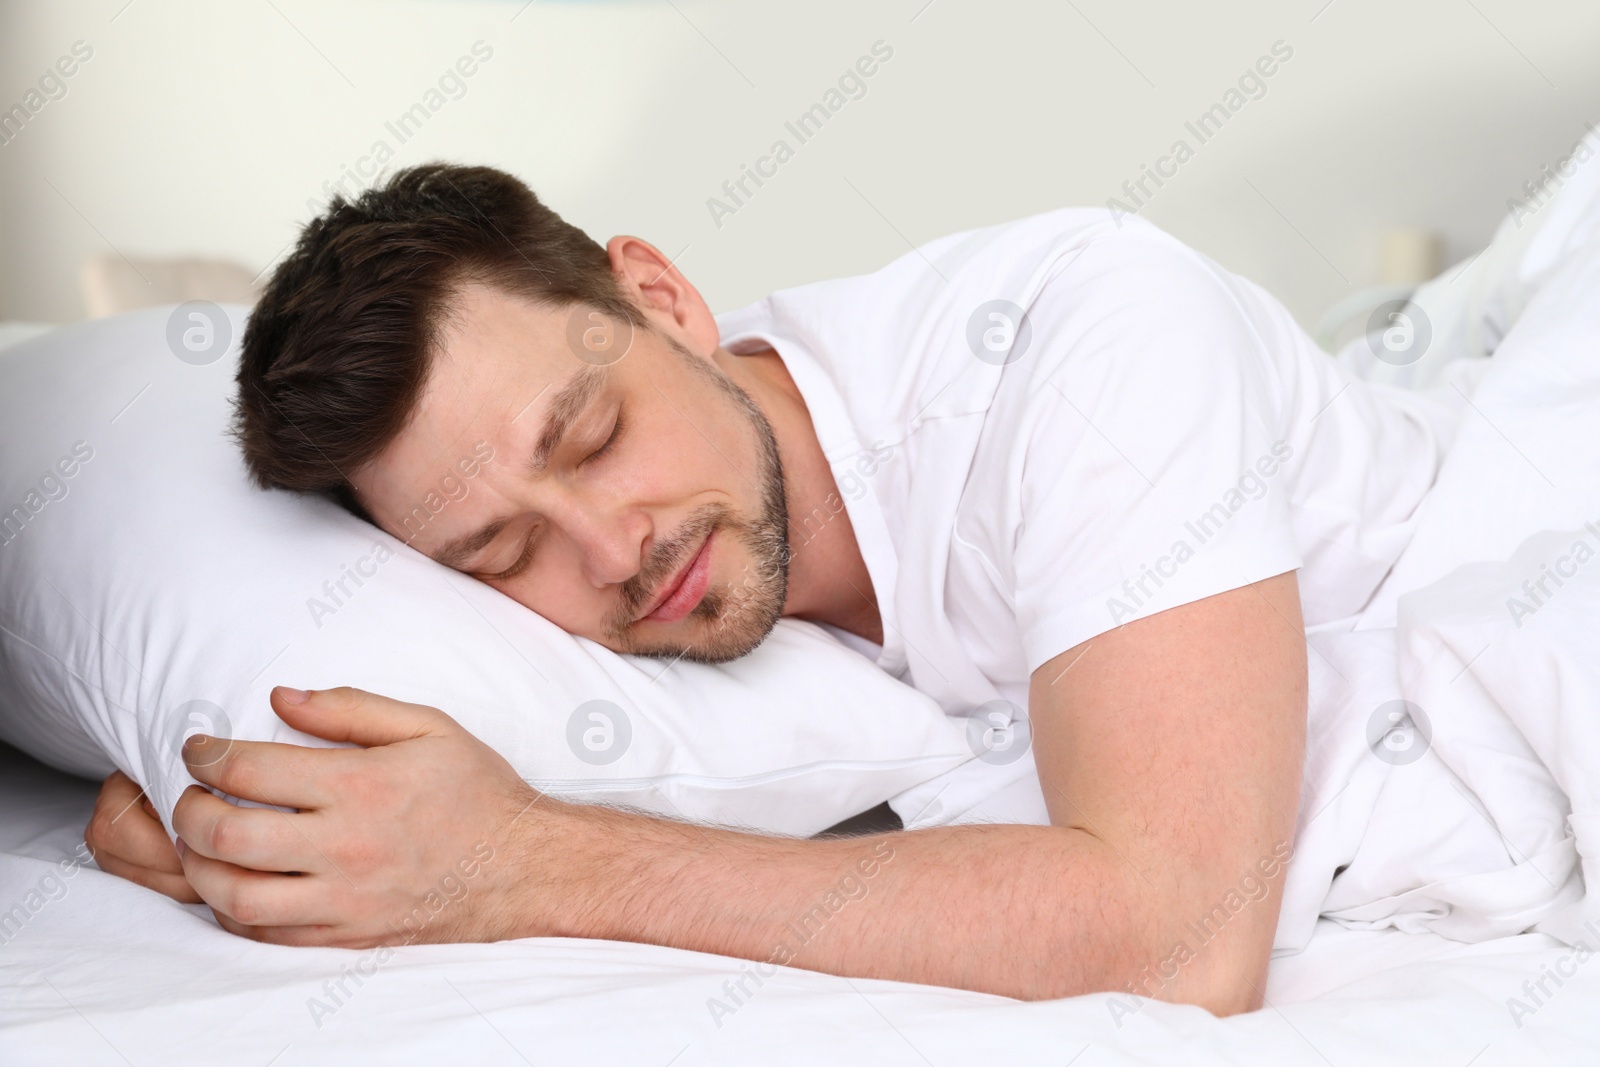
[717,210,1448,716]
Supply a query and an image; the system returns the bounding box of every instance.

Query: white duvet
[1293,170,1600,954]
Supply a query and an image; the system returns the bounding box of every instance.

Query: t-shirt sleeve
[966,233,1306,674]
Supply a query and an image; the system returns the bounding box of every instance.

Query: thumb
[269,686,456,748]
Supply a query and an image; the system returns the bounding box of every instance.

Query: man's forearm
[168,687,1287,1013]
[519,801,1170,1003]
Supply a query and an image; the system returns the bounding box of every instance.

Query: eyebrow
[427,365,607,570]
[529,365,606,475]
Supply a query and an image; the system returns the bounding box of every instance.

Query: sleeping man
[83,163,1456,1013]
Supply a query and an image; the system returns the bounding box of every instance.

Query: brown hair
[234,163,636,516]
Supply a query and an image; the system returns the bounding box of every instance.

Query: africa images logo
[566,700,632,766]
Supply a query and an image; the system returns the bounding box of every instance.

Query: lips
[639,530,714,624]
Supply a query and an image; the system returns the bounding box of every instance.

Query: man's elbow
[1183,962,1269,1017]
[1013,944,1268,1014]
[1083,894,1278,1016]
[1012,912,1273,1014]
[1142,918,1275,1017]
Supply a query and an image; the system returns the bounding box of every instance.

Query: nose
[561,498,651,589]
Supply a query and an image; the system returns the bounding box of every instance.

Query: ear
[605,235,722,357]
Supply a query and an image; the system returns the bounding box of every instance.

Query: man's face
[350,282,789,664]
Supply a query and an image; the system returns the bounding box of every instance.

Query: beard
[601,342,790,664]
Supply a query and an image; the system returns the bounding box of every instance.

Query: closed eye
[483,526,539,582]
[484,407,622,582]
[583,408,625,465]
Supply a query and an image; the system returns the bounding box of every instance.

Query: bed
[5,737,1598,1067]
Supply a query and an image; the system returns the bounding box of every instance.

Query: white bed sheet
[4,742,1597,1066]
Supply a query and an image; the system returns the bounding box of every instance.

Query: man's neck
[712,345,884,646]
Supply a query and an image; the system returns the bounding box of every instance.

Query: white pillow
[0,305,971,837]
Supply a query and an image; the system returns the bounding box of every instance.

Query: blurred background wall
[0,0,1597,329]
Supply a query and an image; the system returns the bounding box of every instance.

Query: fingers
[268,685,456,748]
[183,687,464,810]
[87,770,150,838]
[182,734,338,811]
[92,848,204,904]
[89,775,184,876]
[172,785,319,874]
[181,686,456,809]
[85,770,174,873]
[212,910,382,949]
[85,770,203,904]
[181,849,344,930]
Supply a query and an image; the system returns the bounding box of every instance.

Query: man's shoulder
[718,207,1215,332]
[714,207,1263,449]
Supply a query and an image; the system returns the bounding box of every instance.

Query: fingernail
[278,687,310,704]
[175,837,187,859]
[185,734,210,751]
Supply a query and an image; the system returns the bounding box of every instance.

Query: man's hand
[173,686,546,948]
[85,769,202,904]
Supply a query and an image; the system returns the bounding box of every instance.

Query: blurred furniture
[1313,227,1445,352]
[79,253,260,318]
